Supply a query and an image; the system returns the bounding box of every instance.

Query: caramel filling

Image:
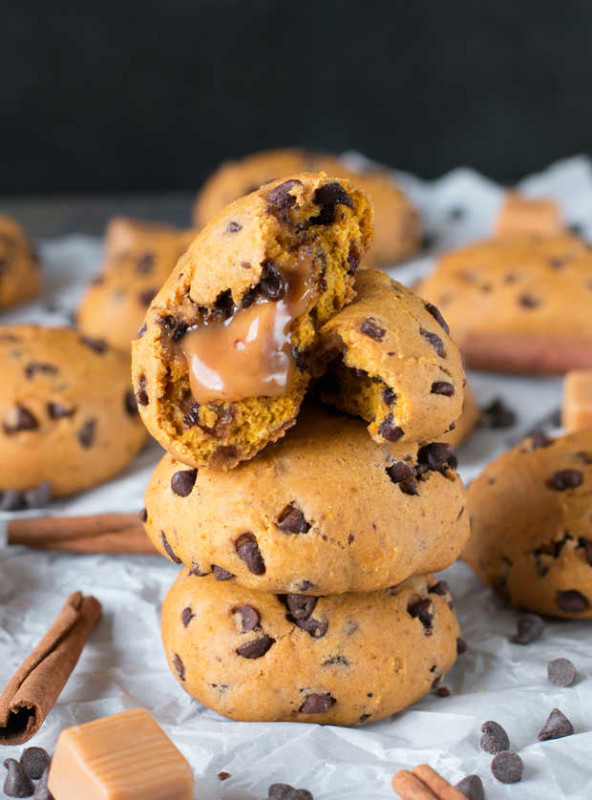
[181,253,317,403]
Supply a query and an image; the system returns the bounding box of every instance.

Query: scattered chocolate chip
[556,589,589,613]
[124,390,138,416]
[2,759,34,797]
[538,707,574,740]
[235,533,265,574]
[519,292,540,308]
[386,461,417,495]
[431,381,455,396]
[135,375,149,406]
[547,469,583,491]
[421,328,445,357]
[240,286,257,309]
[181,607,194,627]
[236,634,275,659]
[24,362,58,380]
[0,490,25,511]
[277,502,311,534]
[170,468,198,497]
[172,653,185,681]
[424,302,450,334]
[233,604,260,632]
[32,766,52,800]
[282,594,317,620]
[382,386,396,405]
[139,507,148,523]
[23,481,52,510]
[428,580,450,597]
[360,317,385,341]
[268,783,313,800]
[136,252,155,274]
[80,335,108,354]
[226,220,242,233]
[218,771,231,781]
[457,637,468,655]
[161,532,182,564]
[138,287,157,306]
[78,419,97,449]
[3,405,39,434]
[417,442,458,473]
[512,612,544,644]
[480,397,516,429]
[456,774,484,800]
[20,748,50,781]
[259,260,286,300]
[212,565,234,581]
[267,179,302,213]
[547,657,576,687]
[46,402,75,419]
[310,182,353,225]
[299,692,335,714]
[480,720,510,754]
[407,598,434,633]
[378,414,404,442]
[491,751,523,784]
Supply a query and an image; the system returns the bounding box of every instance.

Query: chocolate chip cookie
[193,148,421,268]
[161,569,461,726]
[0,214,41,309]
[143,404,469,594]
[464,428,592,617]
[318,269,465,443]
[77,218,196,351]
[0,326,146,498]
[132,172,373,469]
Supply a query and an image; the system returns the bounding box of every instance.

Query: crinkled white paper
[1,157,592,800]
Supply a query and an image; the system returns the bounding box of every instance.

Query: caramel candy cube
[48,709,194,800]
[563,369,592,433]
[495,191,563,238]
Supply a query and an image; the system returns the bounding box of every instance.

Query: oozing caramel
[181,251,317,403]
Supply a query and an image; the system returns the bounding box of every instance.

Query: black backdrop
[2,0,591,195]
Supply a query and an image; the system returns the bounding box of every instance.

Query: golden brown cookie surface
[162,570,461,726]
[0,214,41,308]
[464,428,592,618]
[0,326,146,498]
[193,148,421,268]
[144,405,469,594]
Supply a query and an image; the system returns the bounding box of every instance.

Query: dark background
[1,0,591,196]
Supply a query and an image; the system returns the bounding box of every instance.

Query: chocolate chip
[0,490,25,511]
[277,502,311,534]
[382,386,396,405]
[556,589,589,613]
[172,653,185,681]
[407,598,434,633]
[235,533,265,574]
[136,323,147,339]
[218,771,231,781]
[161,532,182,564]
[80,335,108,354]
[538,707,574,740]
[386,461,417,494]
[181,607,194,627]
[233,604,260,632]
[212,565,234,581]
[377,414,404,442]
[491,751,523,784]
[170,468,198,497]
[456,774,484,800]
[299,692,335,714]
[421,328,445,358]
[347,243,360,275]
[136,252,155,274]
[2,759,34,798]
[241,286,257,309]
[431,381,455,396]
[209,289,235,322]
[519,292,540,308]
[479,397,516,429]
[268,783,313,800]
[457,637,468,655]
[547,657,576,687]
[32,766,52,800]
[23,481,52,510]
[259,260,286,300]
[480,720,510,754]
[139,507,148,523]
[530,431,551,449]
[20,748,50,781]
[226,220,242,233]
[310,182,353,225]
[46,402,76,419]
[136,375,149,406]
[267,179,302,213]
[422,303,449,335]
[138,287,157,306]
[435,686,450,697]
[360,317,385,341]
[512,612,544,644]
[547,469,583,491]
[78,418,97,449]
[417,442,458,473]
[124,390,138,415]
[24,362,58,379]
[3,405,39,434]
[282,594,317,620]
[159,315,189,341]
[236,634,275,659]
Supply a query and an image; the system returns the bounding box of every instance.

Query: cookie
[441,382,479,449]
[418,234,592,373]
[0,214,41,309]
[143,404,469,594]
[193,148,421,268]
[0,326,146,498]
[161,569,461,726]
[77,218,195,351]
[132,172,373,469]
[318,269,465,443]
[464,428,592,618]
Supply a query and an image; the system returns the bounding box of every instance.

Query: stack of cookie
[132,172,470,726]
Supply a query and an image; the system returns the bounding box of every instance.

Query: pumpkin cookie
[132,172,373,469]
[464,428,592,618]
[193,148,420,268]
[0,214,41,309]
[143,405,469,595]
[161,570,461,726]
[418,234,592,374]
[0,326,146,500]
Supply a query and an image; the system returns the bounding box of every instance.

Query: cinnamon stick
[392,770,439,799]
[0,591,102,744]
[412,766,466,800]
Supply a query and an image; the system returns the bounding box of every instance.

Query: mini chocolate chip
[347,243,360,275]
[407,598,434,632]
[212,565,234,581]
[181,607,194,627]
[382,386,396,405]
[556,589,589,613]
[170,468,198,497]
[78,419,97,449]
[139,507,148,523]
[136,252,155,274]
[547,469,583,491]
[512,612,545,644]
[23,481,52,510]
[218,771,231,781]
[283,594,317,620]
[136,375,149,406]
[3,759,34,798]
[235,533,266,575]
[46,402,76,419]
[277,502,311,534]
[457,637,468,655]
[547,657,576,687]
[80,335,108,354]
[424,302,450,334]
[236,634,275,659]
[226,220,242,233]
[360,317,385,341]
[310,182,354,225]
[431,381,455,396]
[538,707,574,740]
[420,328,445,357]
[20,748,50,781]
[0,490,25,511]
[378,414,404,442]
[491,751,523,784]
[268,783,313,800]
[233,604,260,632]
[161,532,182,564]
[299,692,335,714]
[267,179,302,213]
[480,396,516,429]
[519,292,540,308]
[124,389,138,415]
[136,322,147,339]
[456,774,484,800]
[417,442,458,472]
[24,362,58,379]
[259,260,286,300]
[138,287,157,306]
[32,766,52,800]
[480,720,510,754]
[3,405,39,434]
[172,653,185,681]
